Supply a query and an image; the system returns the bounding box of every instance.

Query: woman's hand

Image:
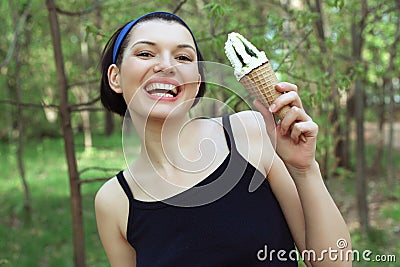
[253,82,318,176]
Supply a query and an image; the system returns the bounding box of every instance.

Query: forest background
[0,0,399,266]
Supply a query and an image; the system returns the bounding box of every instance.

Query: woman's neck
[132,113,195,171]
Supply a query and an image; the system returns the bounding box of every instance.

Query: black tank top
[117,115,297,266]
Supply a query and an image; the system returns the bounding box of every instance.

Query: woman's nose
[153,54,175,74]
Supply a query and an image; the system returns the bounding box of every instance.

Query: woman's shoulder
[205,110,269,147]
[228,110,267,137]
[224,111,272,176]
[95,175,128,214]
[207,110,265,130]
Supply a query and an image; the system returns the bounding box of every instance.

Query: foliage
[0,0,399,265]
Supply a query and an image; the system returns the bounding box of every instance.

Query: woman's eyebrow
[177,44,196,52]
[131,40,196,53]
[131,40,156,48]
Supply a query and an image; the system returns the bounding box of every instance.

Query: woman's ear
[196,73,201,94]
[107,64,122,94]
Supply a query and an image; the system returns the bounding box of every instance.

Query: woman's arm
[254,82,351,267]
[268,157,351,267]
[95,178,136,267]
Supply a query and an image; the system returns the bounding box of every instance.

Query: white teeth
[145,83,177,93]
[144,83,179,98]
[153,93,174,98]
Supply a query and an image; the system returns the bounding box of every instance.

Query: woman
[95,11,351,266]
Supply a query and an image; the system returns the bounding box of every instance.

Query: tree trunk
[309,0,344,174]
[15,1,33,217]
[342,93,351,170]
[387,78,395,183]
[92,6,115,137]
[45,0,86,266]
[354,79,369,234]
[104,111,115,136]
[80,23,92,149]
[385,15,400,183]
[371,78,385,174]
[352,0,369,234]
[4,0,34,217]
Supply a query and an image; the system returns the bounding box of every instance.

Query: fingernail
[269,104,276,112]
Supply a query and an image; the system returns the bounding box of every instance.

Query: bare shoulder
[95,176,137,265]
[230,110,267,135]
[228,111,274,175]
[95,176,130,228]
[229,110,270,144]
[95,177,125,209]
[208,111,265,136]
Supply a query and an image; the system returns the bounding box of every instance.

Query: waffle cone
[239,62,289,120]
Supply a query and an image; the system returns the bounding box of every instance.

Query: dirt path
[364,122,400,150]
[328,121,400,232]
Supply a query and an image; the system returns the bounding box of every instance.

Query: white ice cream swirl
[224,32,268,80]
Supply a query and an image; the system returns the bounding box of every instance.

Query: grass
[0,131,126,267]
[327,167,400,266]
[0,130,399,266]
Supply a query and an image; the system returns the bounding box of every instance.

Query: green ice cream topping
[241,39,257,59]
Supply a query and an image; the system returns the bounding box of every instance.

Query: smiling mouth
[144,83,181,98]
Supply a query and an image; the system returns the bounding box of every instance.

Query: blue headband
[112,11,201,64]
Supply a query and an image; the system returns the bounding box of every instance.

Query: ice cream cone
[225,32,306,142]
[239,62,290,121]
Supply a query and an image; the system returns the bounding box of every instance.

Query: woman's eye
[176,55,192,62]
[137,52,153,58]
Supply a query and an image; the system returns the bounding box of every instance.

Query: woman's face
[110,20,201,120]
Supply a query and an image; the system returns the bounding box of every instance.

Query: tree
[385,4,400,183]
[1,1,399,265]
[351,0,369,234]
[46,0,85,265]
[5,0,34,217]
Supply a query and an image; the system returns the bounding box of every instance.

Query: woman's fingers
[254,82,317,144]
[289,121,318,144]
[275,82,298,93]
[279,106,309,136]
[270,83,303,113]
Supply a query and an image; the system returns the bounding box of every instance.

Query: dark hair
[100,11,206,116]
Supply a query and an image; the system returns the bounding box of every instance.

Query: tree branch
[275,29,313,72]
[366,3,400,26]
[173,0,187,14]
[197,24,267,42]
[78,177,111,184]
[0,98,103,111]
[68,79,98,88]
[0,99,59,109]
[55,0,105,16]
[70,96,100,108]
[0,0,33,69]
[79,166,120,175]
[71,107,105,112]
[284,72,319,85]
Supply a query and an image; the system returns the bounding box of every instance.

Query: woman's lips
[143,78,182,101]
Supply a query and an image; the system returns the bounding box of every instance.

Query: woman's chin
[128,100,194,121]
